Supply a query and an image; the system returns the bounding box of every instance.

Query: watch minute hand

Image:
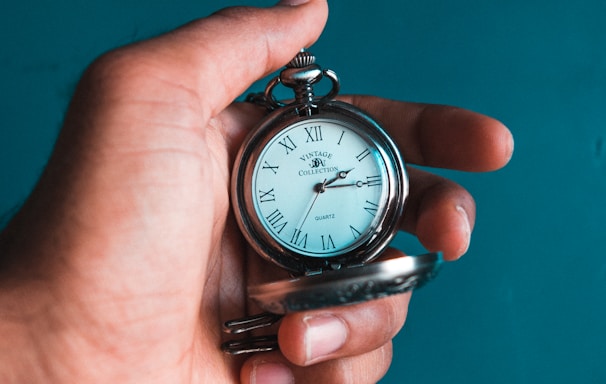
[324,180,366,189]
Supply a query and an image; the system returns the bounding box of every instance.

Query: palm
[78,103,268,382]
[0,66,263,380]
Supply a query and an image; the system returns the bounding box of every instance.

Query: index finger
[340,95,514,172]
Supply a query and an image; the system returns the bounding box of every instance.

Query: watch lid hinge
[304,269,324,276]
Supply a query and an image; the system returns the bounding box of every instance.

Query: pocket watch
[223,50,442,354]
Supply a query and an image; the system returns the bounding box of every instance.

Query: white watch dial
[252,118,389,258]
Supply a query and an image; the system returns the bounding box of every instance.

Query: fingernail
[251,361,294,384]
[505,133,515,163]
[277,0,310,6]
[456,205,471,256]
[303,314,348,363]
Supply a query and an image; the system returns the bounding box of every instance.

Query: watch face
[233,102,407,273]
[252,118,388,258]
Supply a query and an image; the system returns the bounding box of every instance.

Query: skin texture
[0,1,513,383]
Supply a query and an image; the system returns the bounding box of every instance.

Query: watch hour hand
[324,168,354,187]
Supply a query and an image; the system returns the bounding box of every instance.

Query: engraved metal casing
[249,252,442,314]
[231,100,408,274]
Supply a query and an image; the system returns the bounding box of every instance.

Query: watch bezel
[231,100,408,274]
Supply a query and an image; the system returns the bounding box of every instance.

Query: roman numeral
[304,125,323,142]
[265,209,287,234]
[356,148,371,162]
[278,135,297,154]
[258,188,276,203]
[349,225,362,239]
[321,234,335,250]
[366,175,382,187]
[363,200,379,216]
[262,161,279,174]
[337,130,345,145]
[290,228,308,248]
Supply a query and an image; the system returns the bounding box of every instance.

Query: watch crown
[286,50,316,68]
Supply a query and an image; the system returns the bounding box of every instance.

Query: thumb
[95,0,330,123]
[186,0,330,120]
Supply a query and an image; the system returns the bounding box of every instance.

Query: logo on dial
[309,158,325,168]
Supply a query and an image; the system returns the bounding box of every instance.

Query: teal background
[1,1,604,383]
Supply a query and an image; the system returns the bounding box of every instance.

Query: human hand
[0,1,513,383]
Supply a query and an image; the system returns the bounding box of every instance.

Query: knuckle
[212,6,263,26]
[383,295,409,337]
[79,54,129,101]
[343,343,394,384]
[81,47,159,100]
[293,343,394,384]
[372,342,394,383]
[86,49,134,85]
[359,296,408,343]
